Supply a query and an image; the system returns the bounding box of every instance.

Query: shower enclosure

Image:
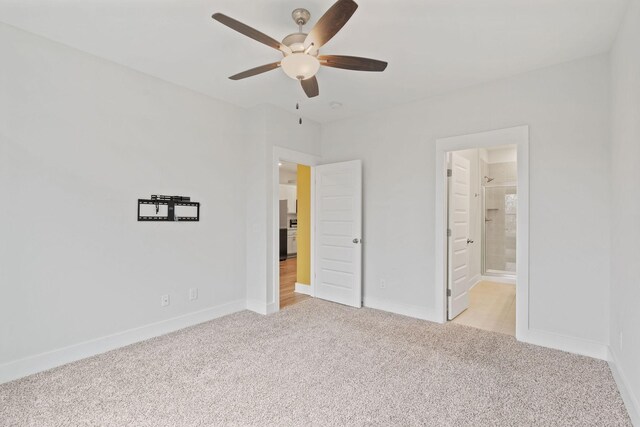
[482,171,517,277]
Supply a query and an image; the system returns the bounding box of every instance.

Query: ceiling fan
[212,0,387,98]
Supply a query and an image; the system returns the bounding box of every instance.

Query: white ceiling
[0,0,628,123]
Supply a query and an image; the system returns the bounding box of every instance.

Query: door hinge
[447,228,451,237]
[447,168,452,177]
[447,289,451,297]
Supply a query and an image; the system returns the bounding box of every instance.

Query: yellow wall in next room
[296,165,311,285]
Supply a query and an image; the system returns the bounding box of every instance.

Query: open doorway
[278,161,312,309]
[272,147,363,313]
[445,146,517,335]
[435,126,529,340]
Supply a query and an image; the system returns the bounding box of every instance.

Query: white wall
[244,105,321,314]
[0,24,249,368]
[486,146,517,164]
[321,54,611,346]
[243,107,269,312]
[610,0,640,422]
[279,168,297,185]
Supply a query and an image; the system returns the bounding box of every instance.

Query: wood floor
[452,281,516,335]
[279,257,310,309]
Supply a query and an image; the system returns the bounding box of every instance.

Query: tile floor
[452,281,516,335]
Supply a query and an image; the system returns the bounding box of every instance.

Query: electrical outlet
[160,294,170,307]
[188,287,198,301]
[380,279,386,289]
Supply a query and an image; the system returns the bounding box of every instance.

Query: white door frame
[272,146,319,312]
[434,125,529,340]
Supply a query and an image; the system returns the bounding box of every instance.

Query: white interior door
[315,160,362,307]
[448,153,471,319]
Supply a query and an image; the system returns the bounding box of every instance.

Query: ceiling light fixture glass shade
[280,53,320,80]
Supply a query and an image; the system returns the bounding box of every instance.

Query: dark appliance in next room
[279,200,288,261]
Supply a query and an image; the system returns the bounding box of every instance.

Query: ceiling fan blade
[305,0,358,49]
[212,13,291,55]
[319,55,387,72]
[229,62,281,80]
[301,76,319,98]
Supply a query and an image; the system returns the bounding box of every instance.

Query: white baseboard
[245,300,282,314]
[0,299,246,385]
[480,275,516,285]
[265,302,279,314]
[246,298,268,315]
[518,328,609,360]
[468,274,482,290]
[364,296,436,322]
[609,348,640,426]
[246,299,269,315]
[294,282,312,295]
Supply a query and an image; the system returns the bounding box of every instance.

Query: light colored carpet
[0,299,631,426]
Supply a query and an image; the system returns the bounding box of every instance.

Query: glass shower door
[483,185,517,276]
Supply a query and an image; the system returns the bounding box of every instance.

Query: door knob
[467,238,474,244]
[353,238,360,244]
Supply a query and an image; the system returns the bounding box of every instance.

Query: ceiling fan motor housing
[282,32,317,55]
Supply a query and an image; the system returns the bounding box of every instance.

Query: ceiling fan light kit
[212,0,387,99]
[281,53,320,81]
